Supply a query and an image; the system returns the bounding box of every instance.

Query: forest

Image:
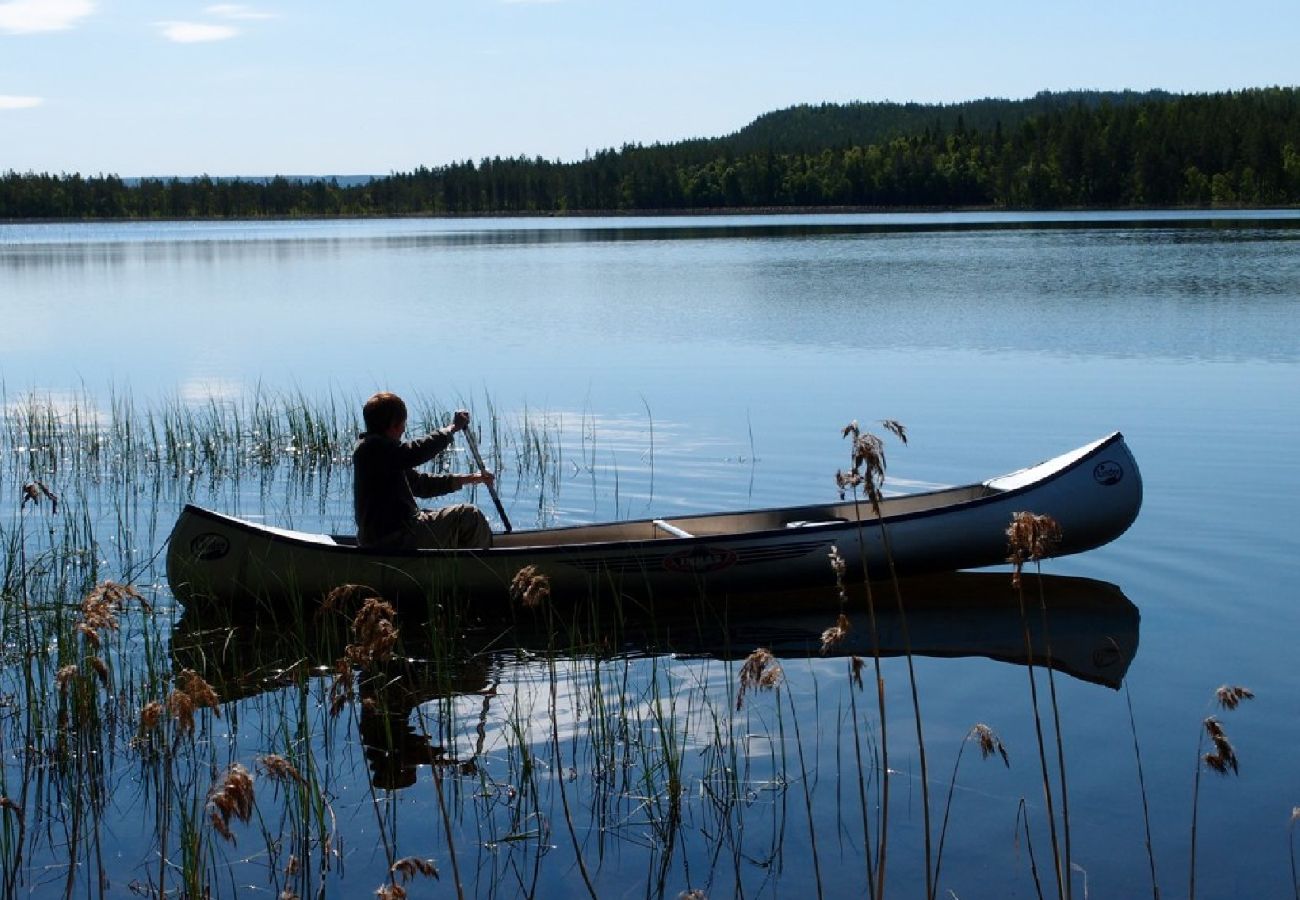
[3,87,1299,218]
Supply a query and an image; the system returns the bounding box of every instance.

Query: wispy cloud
[156,20,239,43]
[0,94,43,110]
[205,4,278,20]
[0,0,93,34]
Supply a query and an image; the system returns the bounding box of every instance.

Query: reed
[1124,681,1162,899]
[1007,511,1069,900]
[1189,685,1253,900]
[4,387,1291,898]
[934,724,1010,891]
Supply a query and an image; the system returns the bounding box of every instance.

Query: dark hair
[363,392,407,433]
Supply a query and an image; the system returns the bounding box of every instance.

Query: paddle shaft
[461,426,512,533]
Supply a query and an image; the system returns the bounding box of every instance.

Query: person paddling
[352,392,494,549]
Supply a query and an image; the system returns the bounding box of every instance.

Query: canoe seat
[652,519,694,539]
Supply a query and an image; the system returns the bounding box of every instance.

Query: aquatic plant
[1189,685,1254,900]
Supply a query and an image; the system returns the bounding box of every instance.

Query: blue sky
[1,0,1297,177]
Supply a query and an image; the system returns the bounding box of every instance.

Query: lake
[1,211,1298,898]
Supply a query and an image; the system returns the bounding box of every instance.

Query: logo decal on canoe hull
[1092,461,1123,486]
[190,532,231,561]
[663,545,738,574]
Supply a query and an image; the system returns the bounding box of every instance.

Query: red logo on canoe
[663,545,738,574]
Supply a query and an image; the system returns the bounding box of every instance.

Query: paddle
[462,425,512,533]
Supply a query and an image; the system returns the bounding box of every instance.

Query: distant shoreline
[4,203,1298,225]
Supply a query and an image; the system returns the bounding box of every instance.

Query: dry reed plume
[822,545,853,653]
[168,668,222,734]
[19,480,58,513]
[934,723,1011,894]
[1190,684,1254,900]
[972,723,1011,767]
[320,582,380,616]
[329,658,353,719]
[849,655,865,689]
[258,754,307,786]
[1215,685,1255,711]
[836,422,887,512]
[344,597,399,667]
[820,614,852,655]
[510,565,550,608]
[735,648,783,710]
[1006,512,1063,588]
[1201,717,1241,775]
[377,856,439,898]
[208,763,255,843]
[75,580,146,647]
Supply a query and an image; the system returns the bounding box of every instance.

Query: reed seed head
[176,668,221,714]
[880,419,908,445]
[329,658,354,718]
[820,613,852,655]
[0,797,22,822]
[391,856,439,882]
[321,582,380,615]
[56,664,79,693]
[208,763,255,843]
[510,565,550,609]
[88,656,109,685]
[1202,715,1241,776]
[828,544,847,579]
[1006,511,1063,586]
[345,597,399,667]
[971,723,1011,768]
[849,655,865,689]
[736,647,783,710]
[1215,685,1255,710]
[139,701,164,732]
[258,754,306,785]
[20,480,58,514]
[169,691,196,734]
[838,420,900,510]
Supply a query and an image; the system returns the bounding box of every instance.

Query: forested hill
[4,87,1299,218]
[711,90,1174,156]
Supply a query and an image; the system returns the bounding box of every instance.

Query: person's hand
[451,409,471,432]
[461,472,495,489]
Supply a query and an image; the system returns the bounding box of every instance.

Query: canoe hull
[166,432,1142,609]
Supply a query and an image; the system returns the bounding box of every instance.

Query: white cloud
[0,0,93,34]
[0,95,43,110]
[205,4,277,20]
[156,20,239,43]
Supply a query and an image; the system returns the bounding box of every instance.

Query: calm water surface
[1,211,1298,898]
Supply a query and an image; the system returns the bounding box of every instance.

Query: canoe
[166,431,1142,608]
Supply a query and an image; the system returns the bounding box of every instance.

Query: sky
[1,0,1297,177]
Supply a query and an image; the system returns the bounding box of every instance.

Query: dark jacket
[353,428,459,547]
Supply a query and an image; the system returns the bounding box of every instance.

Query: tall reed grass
[0,391,1281,897]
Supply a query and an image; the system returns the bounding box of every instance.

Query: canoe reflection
[171,571,1138,789]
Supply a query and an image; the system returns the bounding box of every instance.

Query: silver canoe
[166,432,1142,607]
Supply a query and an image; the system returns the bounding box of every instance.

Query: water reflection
[171,572,1138,790]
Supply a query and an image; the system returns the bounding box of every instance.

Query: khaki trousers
[406,504,493,550]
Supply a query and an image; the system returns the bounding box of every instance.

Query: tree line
[3,88,1299,219]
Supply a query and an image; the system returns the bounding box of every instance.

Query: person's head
[363,392,407,437]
